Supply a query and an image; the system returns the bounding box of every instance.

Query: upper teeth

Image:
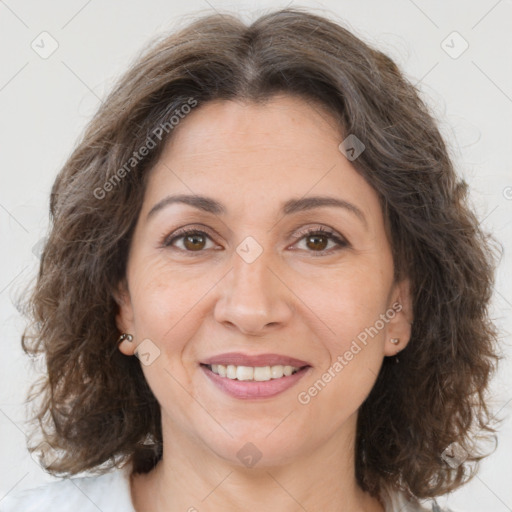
[210,364,300,381]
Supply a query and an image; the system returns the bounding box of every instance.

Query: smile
[200,363,311,399]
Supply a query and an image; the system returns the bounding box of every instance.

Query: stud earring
[118,333,133,345]
[390,338,399,345]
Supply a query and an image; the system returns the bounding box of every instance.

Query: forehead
[140,95,380,223]
[161,95,342,165]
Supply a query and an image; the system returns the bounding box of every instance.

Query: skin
[115,94,413,512]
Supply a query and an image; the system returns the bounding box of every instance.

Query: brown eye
[293,227,349,256]
[164,229,216,252]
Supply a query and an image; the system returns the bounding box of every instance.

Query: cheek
[297,261,392,340]
[128,255,222,349]
[127,258,208,407]
[127,258,182,339]
[295,266,390,416]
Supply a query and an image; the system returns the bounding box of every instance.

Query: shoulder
[381,485,461,512]
[0,464,135,512]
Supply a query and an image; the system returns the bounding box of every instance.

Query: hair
[18,6,501,504]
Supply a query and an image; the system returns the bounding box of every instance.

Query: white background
[1,1,511,510]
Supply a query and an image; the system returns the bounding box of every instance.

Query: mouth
[199,363,312,399]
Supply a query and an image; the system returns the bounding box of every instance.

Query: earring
[118,333,133,345]
[390,338,399,345]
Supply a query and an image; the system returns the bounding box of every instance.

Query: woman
[2,7,499,512]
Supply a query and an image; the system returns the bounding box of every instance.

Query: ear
[383,278,413,357]
[113,277,136,356]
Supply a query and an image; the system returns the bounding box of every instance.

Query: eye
[162,225,349,256]
[291,226,349,256]
[163,227,218,252]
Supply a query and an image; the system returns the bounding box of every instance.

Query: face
[115,94,412,468]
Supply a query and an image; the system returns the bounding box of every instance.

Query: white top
[0,462,456,512]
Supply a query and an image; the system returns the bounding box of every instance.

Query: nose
[213,246,293,336]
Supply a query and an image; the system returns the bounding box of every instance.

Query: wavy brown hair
[18,7,500,503]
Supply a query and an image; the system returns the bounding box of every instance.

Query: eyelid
[290,225,337,239]
[288,223,348,241]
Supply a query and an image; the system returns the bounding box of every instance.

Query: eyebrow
[146,193,367,226]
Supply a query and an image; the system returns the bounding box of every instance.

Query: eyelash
[162,225,349,257]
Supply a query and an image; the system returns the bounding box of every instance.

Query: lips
[200,352,311,368]
[200,364,312,399]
